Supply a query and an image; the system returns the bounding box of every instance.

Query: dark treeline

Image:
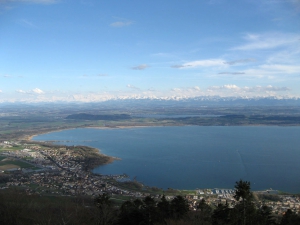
[1,180,300,225]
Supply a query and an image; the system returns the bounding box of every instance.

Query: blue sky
[1,0,300,102]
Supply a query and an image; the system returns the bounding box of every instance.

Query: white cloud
[214,62,300,79]
[260,64,300,73]
[32,88,44,94]
[261,85,290,92]
[172,59,226,68]
[193,86,201,91]
[3,84,297,103]
[110,20,133,27]
[16,88,44,94]
[132,64,149,70]
[16,89,26,93]
[224,84,240,90]
[240,64,300,80]
[126,84,140,90]
[233,32,300,51]
[171,88,182,92]
[0,90,2,93]
[208,85,240,91]
[207,85,290,94]
[265,49,300,65]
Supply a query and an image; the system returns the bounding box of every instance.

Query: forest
[1,180,299,225]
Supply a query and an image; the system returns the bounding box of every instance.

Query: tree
[142,196,158,225]
[234,180,252,202]
[196,199,212,225]
[94,193,112,208]
[231,200,257,225]
[157,195,171,224]
[257,205,276,225]
[170,195,189,220]
[280,209,300,225]
[119,197,159,225]
[212,203,231,225]
[118,200,145,225]
[233,180,253,225]
[94,193,116,225]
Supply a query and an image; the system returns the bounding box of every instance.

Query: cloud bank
[2,84,294,103]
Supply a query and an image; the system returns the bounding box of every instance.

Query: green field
[0,146,24,151]
[0,159,38,170]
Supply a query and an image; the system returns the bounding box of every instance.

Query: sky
[1,0,300,103]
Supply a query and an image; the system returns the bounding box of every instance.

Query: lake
[33,126,300,193]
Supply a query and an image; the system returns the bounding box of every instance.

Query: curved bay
[33,126,300,193]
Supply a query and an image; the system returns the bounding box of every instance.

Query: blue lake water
[33,126,300,193]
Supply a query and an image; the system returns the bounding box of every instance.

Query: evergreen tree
[257,205,276,225]
[94,193,116,225]
[118,199,144,225]
[170,195,189,220]
[212,203,231,225]
[195,199,213,225]
[142,196,158,225]
[157,195,172,224]
[233,180,253,225]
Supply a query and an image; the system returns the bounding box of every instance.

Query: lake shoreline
[27,129,115,170]
[30,125,300,193]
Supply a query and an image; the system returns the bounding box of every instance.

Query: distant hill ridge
[65,113,131,120]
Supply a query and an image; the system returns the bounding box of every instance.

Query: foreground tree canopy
[0,180,299,225]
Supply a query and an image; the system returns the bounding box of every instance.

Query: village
[0,140,299,215]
